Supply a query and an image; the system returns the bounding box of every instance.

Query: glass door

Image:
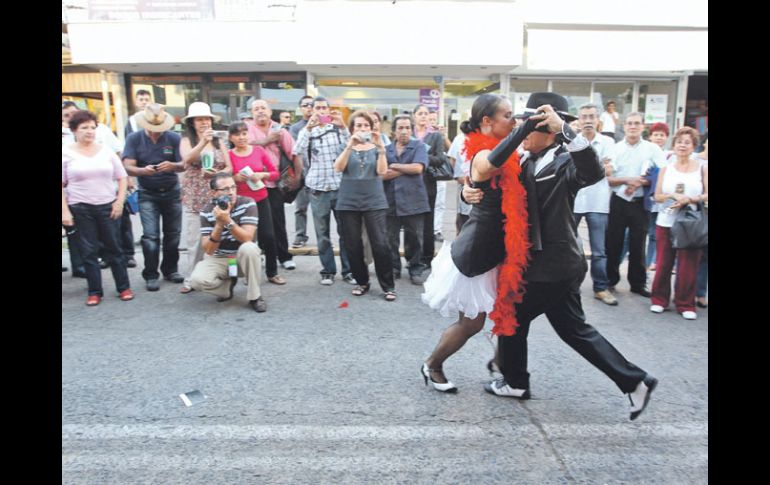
[592,82,634,141]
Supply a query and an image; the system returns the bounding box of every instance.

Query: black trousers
[422,176,437,266]
[498,273,647,394]
[99,205,134,260]
[338,209,394,292]
[267,188,292,263]
[606,194,649,290]
[387,212,427,277]
[254,197,279,278]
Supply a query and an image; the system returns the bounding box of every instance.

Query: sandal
[268,275,286,285]
[384,291,396,302]
[351,284,370,296]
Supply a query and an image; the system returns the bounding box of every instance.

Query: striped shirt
[199,196,259,257]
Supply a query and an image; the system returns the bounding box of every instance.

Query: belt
[145,186,177,193]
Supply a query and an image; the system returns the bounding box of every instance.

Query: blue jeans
[138,186,182,281]
[575,212,610,292]
[309,189,351,276]
[69,202,130,296]
[696,245,708,297]
[646,212,658,267]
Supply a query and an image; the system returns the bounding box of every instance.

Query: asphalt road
[62,182,707,484]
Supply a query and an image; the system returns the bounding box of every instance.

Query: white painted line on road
[62,422,707,441]
[62,424,492,440]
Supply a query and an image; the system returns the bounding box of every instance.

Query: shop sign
[419,88,441,111]
[644,95,668,124]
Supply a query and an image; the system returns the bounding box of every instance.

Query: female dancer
[420,94,540,392]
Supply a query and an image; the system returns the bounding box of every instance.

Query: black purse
[670,201,708,249]
[425,133,454,181]
[427,161,455,181]
[276,146,302,204]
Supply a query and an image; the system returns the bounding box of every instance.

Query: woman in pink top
[228,121,285,284]
[62,110,134,306]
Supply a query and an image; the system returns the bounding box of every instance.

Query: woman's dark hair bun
[459,120,473,135]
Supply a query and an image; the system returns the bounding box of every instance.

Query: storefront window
[444,80,500,140]
[638,80,678,142]
[552,81,591,117]
[509,79,548,114]
[593,82,634,139]
[130,78,203,133]
[317,78,441,132]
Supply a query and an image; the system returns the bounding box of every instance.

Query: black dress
[450,172,505,277]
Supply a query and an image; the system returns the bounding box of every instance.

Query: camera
[358,132,372,143]
[215,195,230,210]
[318,114,333,124]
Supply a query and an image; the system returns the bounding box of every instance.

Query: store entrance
[208,91,254,128]
[685,75,708,140]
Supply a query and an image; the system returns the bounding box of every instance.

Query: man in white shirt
[606,112,665,297]
[600,100,620,140]
[573,103,617,306]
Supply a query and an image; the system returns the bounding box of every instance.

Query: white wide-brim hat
[136,103,177,132]
[182,102,222,122]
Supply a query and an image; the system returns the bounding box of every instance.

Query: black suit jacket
[521,143,604,282]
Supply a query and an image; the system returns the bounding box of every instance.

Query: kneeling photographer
[189,173,267,312]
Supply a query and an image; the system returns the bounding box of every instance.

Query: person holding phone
[293,96,354,286]
[179,102,232,293]
[123,103,186,292]
[333,111,394,300]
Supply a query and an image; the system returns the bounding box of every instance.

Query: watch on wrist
[225,221,234,231]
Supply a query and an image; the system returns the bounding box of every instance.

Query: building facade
[62,0,708,143]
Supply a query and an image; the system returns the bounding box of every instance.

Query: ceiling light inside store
[341,82,359,86]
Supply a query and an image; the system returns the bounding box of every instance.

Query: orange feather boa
[463,132,530,336]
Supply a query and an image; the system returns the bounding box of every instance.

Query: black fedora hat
[514,92,577,122]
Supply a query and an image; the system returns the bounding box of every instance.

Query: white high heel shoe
[421,363,458,393]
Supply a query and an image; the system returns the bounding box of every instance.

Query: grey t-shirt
[335,147,388,211]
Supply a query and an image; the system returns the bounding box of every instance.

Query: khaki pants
[183,210,205,285]
[190,242,262,301]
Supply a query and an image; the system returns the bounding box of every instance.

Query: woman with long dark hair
[179,102,232,293]
[420,94,535,392]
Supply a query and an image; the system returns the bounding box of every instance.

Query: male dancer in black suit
[468,93,657,420]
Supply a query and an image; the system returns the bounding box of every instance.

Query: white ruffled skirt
[421,242,498,319]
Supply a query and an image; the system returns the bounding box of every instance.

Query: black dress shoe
[62,266,68,272]
[217,277,238,302]
[72,270,87,278]
[630,288,652,298]
[146,279,160,291]
[629,375,658,421]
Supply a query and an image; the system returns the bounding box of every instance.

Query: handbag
[125,190,139,215]
[427,159,455,181]
[276,146,302,204]
[425,132,454,181]
[670,201,708,249]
